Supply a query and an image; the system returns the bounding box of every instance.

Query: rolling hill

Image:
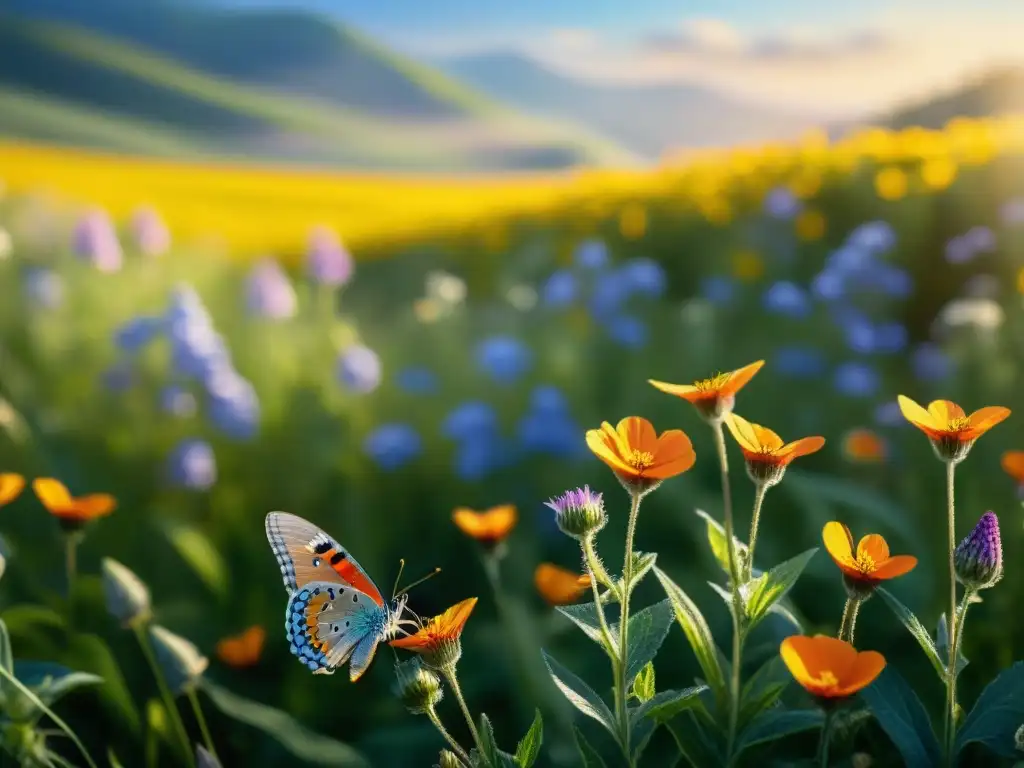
[0,1,638,170]
[884,67,1024,129]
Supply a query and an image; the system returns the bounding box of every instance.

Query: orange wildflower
[842,429,886,463]
[823,522,917,590]
[452,505,517,547]
[32,478,116,531]
[534,564,590,606]
[0,474,25,507]
[391,597,477,670]
[649,360,764,420]
[216,626,266,668]
[897,396,1010,463]
[1000,450,1024,486]
[725,413,825,487]
[585,416,695,493]
[780,635,885,699]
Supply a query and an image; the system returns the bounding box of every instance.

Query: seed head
[545,486,607,540]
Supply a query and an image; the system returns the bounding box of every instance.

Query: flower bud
[102,558,151,629]
[742,457,787,489]
[842,574,877,602]
[545,486,607,540]
[930,435,975,465]
[954,511,1002,590]
[436,749,462,768]
[149,625,209,695]
[393,658,443,715]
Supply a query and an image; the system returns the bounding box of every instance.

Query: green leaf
[573,727,607,768]
[0,617,12,675]
[859,666,941,768]
[629,552,658,589]
[631,662,655,704]
[738,656,790,729]
[541,651,617,738]
[478,713,503,768]
[877,588,945,680]
[513,709,543,768]
[955,662,1024,759]
[618,599,673,686]
[666,711,723,768]
[201,679,369,766]
[13,662,103,708]
[63,633,141,734]
[107,749,127,768]
[694,509,748,576]
[653,567,727,701]
[742,548,817,629]
[630,686,707,727]
[734,709,824,757]
[936,613,969,677]
[160,520,228,598]
[554,604,611,649]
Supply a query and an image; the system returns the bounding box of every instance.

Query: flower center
[854,554,877,574]
[812,670,839,690]
[628,449,656,470]
[949,416,971,432]
[695,372,730,392]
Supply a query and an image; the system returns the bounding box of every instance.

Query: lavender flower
[442,401,498,441]
[545,486,606,539]
[475,336,532,384]
[395,366,438,395]
[1000,197,1024,226]
[167,439,217,490]
[159,385,196,418]
[833,361,880,397]
[129,206,171,257]
[101,362,134,393]
[764,187,801,219]
[605,315,647,348]
[846,221,896,255]
[574,239,609,269]
[337,344,382,394]
[763,281,811,318]
[115,316,164,354]
[23,267,64,309]
[245,258,297,320]
[619,257,666,297]
[701,276,735,305]
[363,424,422,471]
[73,208,123,272]
[306,226,353,287]
[954,511,1002,590]
[206,369,260,440]
[541,270,577,308]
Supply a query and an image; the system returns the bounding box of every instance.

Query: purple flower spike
[306,226,354,287]
[130,206,171,257]
[954,511,1002,590]
[245,258,297,320]
[73,208,123,272]
[545,486,606,539]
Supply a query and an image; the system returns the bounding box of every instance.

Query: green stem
[133,624,194,768]
[64,533,81,617]
[944,461,958,766]
[443,668,488,767]
[187,688,218,764]
[816,709,835,768]
[746,485,768,581]
[0,664,99,768]
[838,598,861,644]
[615,491,642,764]
[946,590,975,760]
[582,536,619,661]
[427,707,472,765]
[712,420,744,765]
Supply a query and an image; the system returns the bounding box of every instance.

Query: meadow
[0,114,1023,767]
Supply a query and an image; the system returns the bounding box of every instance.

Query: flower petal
[1001,450,1024,482]
[751,423,785,451]
[856,534,890,565]
[871,555,918,580]
[32,478,73,513]
[836,650,886,696]
[927,399,966,425]
[0,474,25,507]
[534,564,588,605]
[437,597,478,637]
[822,522,855,563]
[722,360,765,396]
[73,494,117,520]
[616,416,658,454]
[586,429,636,476]
[725,413,761,452]
[779,436,825,462]
[966,406,1011,437]
[649,429,696,478]
[897,395,936,432]
[648,379,699,398]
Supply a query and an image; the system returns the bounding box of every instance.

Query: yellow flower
[725,413,825,487]
[874,167,908,201]
[897,395,1010,463]
[33,478,116,532]
[649,360,764,421]
[0,474,25,507]
[920,157,957,190]
[452,505,517,547]
[823,522,917,585]
[795,209,826,242]
[534,564,590,606]
[619,204,647,240]
[391,598,477,670]
[780,635,885,699]
[585,416,695,492]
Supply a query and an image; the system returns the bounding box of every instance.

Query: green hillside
[886,67,1024,129]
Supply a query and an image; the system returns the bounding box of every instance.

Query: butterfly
[265,511,415,681]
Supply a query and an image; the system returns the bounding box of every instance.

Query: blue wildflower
[166,439,217,490]
[540,270,577,308]
[442,401,498,442]
[847,221,896,255]
[873,322,908,354]
[873,401,904,427]
[811,269,845,301]
[619,257,666,298]
[206,369,260,440]
[115,316,164,354]
[833,362,880,397]
[23,268,64,310]
[701,276,735,305]
[475,336,532,384]
[826,245,872,274]
[395,366,438,395]
[589,271,630,318]
[867,265,913,298]
[774,346,827,378]
[912,343,953,381]
[159,385,196,418]
[337,344,382,394]
[764,187,801,219]
[605,315,647,348]
[839,310,876,354]
[363,424,422,471]
[454,435,512,481]
[574,239,609,270]
[517,412,582,458]
[763,281,812,318]
[529,385,568,414]
[101,363,134,393]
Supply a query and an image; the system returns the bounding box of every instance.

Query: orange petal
[586,429,636,476]
[751,423,785,451]
[483,505,517,535]
[837,650,885,696]
[437,597,477,637]
[780,636,814,688]
[649,429,696,478]
[74,494,116,519]
[616,416,658,454]
[822,522,854,563]
[782,634,857,681]
[1001,451,1024,482]
[0,474,25,506]
[648,379,699,398]
[966,406,1011,436]
[534,563,589,605]
[779,436,825,462]
[32,478,73,512]
[927,399,966,425]
[856,534,890,565]
[896,395,935,432]
[453,508,487,538]
[725,413,761,452]
[871,555,917,580]
[722,360,765,396]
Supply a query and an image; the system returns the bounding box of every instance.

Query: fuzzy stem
[712,420,744,765]
[444,668,488,767]
[187,688,219,764]
[582,536,619,660]
[64,533,81,618]
[816,709,835,768]
[427,706,472,765]
[133,624,194,768]
[946,590,975,760]
[746,485,768,581]
[614,491,642,764]
[838,598,862,644]
[944,460,958,766]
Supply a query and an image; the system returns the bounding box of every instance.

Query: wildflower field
[1,114,1024,767]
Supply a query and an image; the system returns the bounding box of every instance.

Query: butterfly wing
[285,580,389,679]
[266,512,385,606]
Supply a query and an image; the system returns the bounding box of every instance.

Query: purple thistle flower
[954,511,1002,590]
[545,486,606,539]
[73,208,123,272]
[129,206,171,257]
[245,258,297,320]
[306,226,354,287]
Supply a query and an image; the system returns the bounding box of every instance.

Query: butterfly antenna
[394,567,442,599]
[391,559,407,602]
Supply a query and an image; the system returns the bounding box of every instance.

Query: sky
[214,0,1024,117]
